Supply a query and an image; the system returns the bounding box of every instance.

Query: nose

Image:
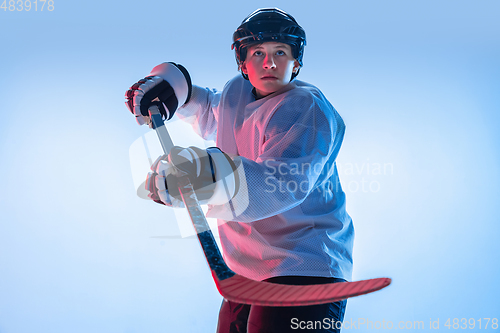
[263,54,276,69]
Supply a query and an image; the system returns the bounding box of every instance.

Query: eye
[253,50,263,56]
[276,50,286,56]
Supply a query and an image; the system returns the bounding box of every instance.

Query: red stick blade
[213,272,391,307]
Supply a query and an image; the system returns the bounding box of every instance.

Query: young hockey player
[125,8,354,333]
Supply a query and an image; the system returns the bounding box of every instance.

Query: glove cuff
[206,147,239,205]
[168,146,239,206]
[149,62,192,107]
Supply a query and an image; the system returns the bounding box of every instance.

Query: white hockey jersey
[176,75,354,282]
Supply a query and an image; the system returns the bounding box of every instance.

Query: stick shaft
[148,106,174,154]
[148,106,235,281]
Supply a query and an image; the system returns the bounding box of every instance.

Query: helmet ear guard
[231,8,306,81]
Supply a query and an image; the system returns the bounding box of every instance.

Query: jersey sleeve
[175,85,221,141]
[207,91,345,222]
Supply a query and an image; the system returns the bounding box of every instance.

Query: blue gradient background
[1,1,499,332]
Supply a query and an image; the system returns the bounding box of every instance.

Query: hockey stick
[148,105,391,306]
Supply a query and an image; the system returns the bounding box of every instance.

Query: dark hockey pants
[216,276,347,333]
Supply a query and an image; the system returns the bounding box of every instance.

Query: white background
[1,0,499,332]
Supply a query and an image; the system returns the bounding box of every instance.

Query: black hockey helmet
[231,8,306,80]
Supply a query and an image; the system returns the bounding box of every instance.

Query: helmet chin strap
[291,67,300,81]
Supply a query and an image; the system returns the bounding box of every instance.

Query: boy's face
[241,42,300,98]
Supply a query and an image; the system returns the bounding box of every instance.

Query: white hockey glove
[125,62,192,126]
[145,146,239,207]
